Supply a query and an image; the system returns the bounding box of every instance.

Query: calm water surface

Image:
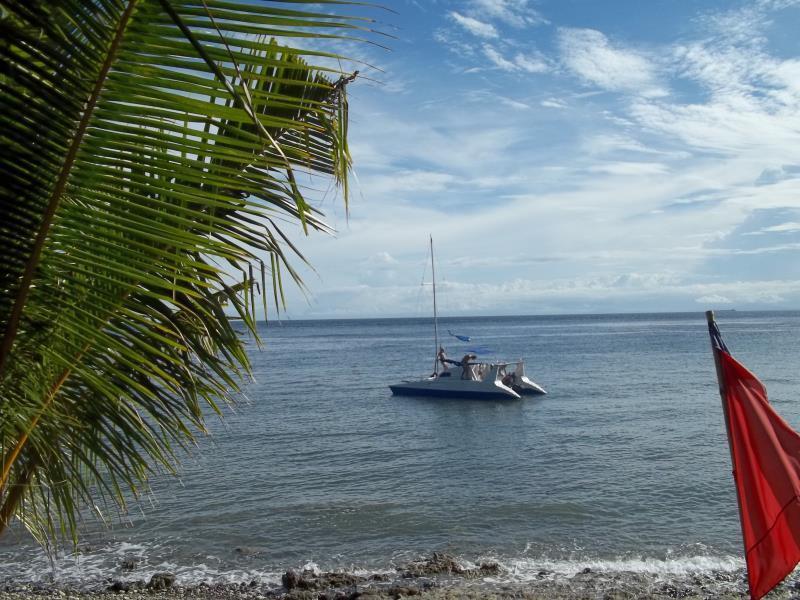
[2,311,800,586]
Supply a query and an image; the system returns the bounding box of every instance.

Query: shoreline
[2,552,797,600]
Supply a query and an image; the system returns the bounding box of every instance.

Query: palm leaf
[0,0,372,545]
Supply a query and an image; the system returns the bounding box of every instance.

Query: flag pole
[706,310,735,465]
[705,310,752,598]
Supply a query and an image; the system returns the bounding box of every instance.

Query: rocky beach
[1,552,797,600]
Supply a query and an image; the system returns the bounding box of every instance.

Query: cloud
[364,251,398,266]
[558,28,667,98]
[695,294,734,305]
[467,0,549,27]
[438,2,549,72]
[629,90,800,158]
[290,270,800,317]
[620,4,800,160]
[482,44,549,73]
[467,90,531,110]
[541,98,566,109]
[361,170,457,197]
[672,42,765,99]
[747,222,800,234]
[696,4,771,46]
[448,11,498,38]
[755,165,800,185]
[580,134,688,159]
[482,44,517,70]
[587,162,670,176]
[512,52,550,73]
[433,28,479,58]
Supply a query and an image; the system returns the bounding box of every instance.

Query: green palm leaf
[0,0,371,545]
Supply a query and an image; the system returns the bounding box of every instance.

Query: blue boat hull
[389,384,519,400]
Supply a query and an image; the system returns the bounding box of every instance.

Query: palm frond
[0,0,373,545]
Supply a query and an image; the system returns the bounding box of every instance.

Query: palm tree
[0,0,374,545]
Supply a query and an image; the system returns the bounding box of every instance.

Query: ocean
[2,311,800,593]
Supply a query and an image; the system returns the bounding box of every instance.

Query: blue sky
[275,0,800,318]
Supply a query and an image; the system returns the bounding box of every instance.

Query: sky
[271,0,800,319]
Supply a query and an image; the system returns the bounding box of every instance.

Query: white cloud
[558,28,667,98]
[695,294,734,305]
[619,5,800,162]
[482,45,549,73]
[587,162,670,176]
[629,93,800,157]
[361,170,457,197]
[581,134,679,158]
[482,44,517,71]
[448,12,498,38]
[468,0,549,27]
[673,42,764,98]
[468,90,532,110]
[433,28,478,58]
[697,4,770,46]
[498,97,530,110]
[541,98,566,109]
[365,251,398,266]
[711,242,800,255]
[512,52,549,73]
[758,0,800,8]
[746,222,800,235]
[289,266,800,317]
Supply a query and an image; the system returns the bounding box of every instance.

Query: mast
[431,235,439,375]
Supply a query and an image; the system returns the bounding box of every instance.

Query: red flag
[719,348,800,599]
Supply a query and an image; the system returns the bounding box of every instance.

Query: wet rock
[387,585,421,598]
[419,580,436,590]
[319,572,362,588]
[400,552,463,577]
[476,561,501,576]
[147,572,176,590]
[234,546,265,558]
[284,591,315,600]
[282,569,319,591]
[120,558,138,571]
[107,580,130,593]
[282,570,302,590]
[317,592,362,600]
[582,567,592,574]
[537,569,554,578]
[397,553,505,581]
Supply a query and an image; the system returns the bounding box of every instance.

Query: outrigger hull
[513,376,547,396]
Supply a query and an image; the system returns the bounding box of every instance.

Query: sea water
[2,311,800,590]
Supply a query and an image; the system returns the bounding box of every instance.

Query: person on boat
[438,346,449,370]
[460,353,477,380]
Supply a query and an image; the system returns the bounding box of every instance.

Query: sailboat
[389,237,546,400]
